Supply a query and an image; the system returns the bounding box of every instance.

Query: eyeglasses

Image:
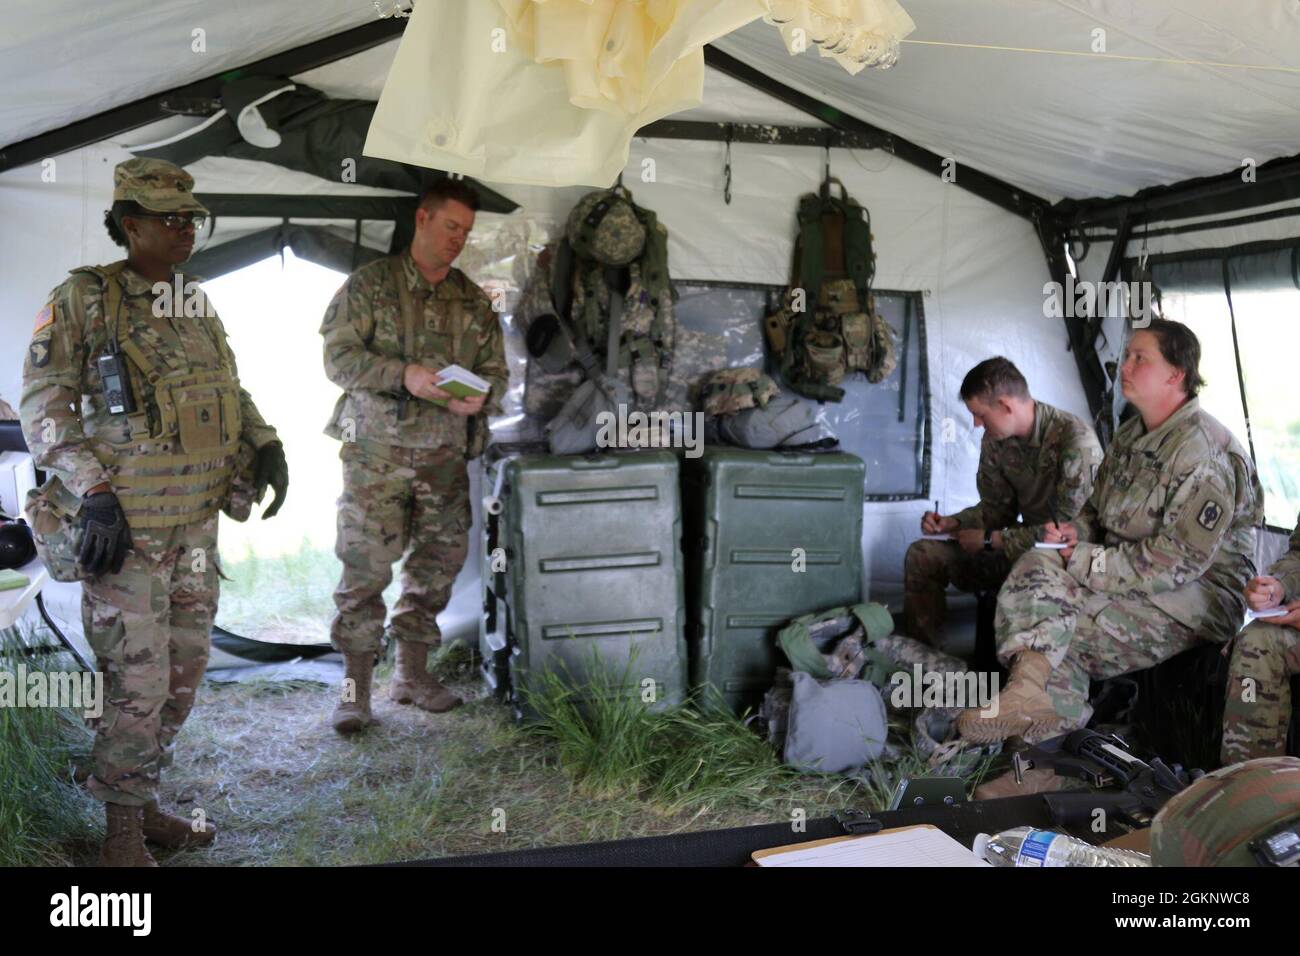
[133,213,207,231]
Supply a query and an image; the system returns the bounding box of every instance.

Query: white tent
[4,0,1299,649]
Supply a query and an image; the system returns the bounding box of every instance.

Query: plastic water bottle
[972,827,1150,867]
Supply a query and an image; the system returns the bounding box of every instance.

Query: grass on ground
[0,625,100,866]
[5,638,1005,866]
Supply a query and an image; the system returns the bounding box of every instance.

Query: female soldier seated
[957,319,1263,752]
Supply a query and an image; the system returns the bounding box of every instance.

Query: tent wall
[1074,197,1300,432]
[0,96,1085,638]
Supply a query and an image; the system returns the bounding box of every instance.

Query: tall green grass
[0,625,98,865]
[519,649,806,813]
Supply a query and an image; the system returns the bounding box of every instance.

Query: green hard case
[683,447,865,714]
[480,449,688,719]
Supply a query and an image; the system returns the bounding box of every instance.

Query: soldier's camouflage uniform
[321,250,507,655]
[995,398,1263,729]
[1222,514,1300,764]
[903,401,1103,647]
[21,261,278,807]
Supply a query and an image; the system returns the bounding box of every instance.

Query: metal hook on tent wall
[723,125,733,205]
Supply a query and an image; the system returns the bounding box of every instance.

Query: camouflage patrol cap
[112,158,209,215]
[699,367,780,417]
[566,189,645,267]
[1150,756,1300,867]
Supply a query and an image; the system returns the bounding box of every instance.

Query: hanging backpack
[550,185,676,417]
[765,176,897,402]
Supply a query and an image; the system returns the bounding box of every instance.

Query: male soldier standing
[321,180,507,734]
[21,159,287,865]
[958,322,1263,781]
[904,357,1102,649]
[1221,514,1300,763]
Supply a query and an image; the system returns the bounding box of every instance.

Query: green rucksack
[765,177,897,402]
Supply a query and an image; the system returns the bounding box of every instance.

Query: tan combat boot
[99,804,159,867]
[332,651,378,735]
[973,767,1070,800]
[956,650,1061,744]
[389,640,462,713]
[143,800,216,849]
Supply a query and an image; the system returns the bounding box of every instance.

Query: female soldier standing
[20,158,288,865]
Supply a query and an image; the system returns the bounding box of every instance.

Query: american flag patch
[33,303,55,333]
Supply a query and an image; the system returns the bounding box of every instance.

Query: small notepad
[1248,607,1289,620]
[0,569,30,592]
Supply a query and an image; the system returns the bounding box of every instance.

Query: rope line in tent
[903,39,1300,75]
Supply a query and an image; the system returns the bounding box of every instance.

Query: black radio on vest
[96,351,136,415]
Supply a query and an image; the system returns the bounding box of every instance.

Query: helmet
[1151,756,1300,866]
[0,518,36,569]
[699,367,780,417]
[566,189,646,267]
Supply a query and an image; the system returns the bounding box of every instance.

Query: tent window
[673,281,929,499]
[1145,240,1300,529]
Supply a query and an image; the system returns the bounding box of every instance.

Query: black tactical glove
[79,492,132,576]
[253,441,289,519]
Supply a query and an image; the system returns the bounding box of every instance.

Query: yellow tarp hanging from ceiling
[364,0,914,188]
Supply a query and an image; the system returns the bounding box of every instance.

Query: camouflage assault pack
[551,185,676,411]
[764,177,897,402]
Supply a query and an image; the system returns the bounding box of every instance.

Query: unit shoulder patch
[1197,499,1224,531]
[1174,486,1230,553]
[28,337,51,368]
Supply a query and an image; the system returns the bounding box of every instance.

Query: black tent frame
[4,17,1297,448]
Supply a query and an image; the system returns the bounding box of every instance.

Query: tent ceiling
[5,1,1300,202]
[716,0,1300,201]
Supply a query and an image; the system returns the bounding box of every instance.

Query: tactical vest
[764,178,897,403]
[82,262,242,530]
[555,192,676,410]
[388,257,492,458]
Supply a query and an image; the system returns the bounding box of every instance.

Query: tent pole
[0,18,407,172]
[1035,212,1112,445]
[702,45,1050,224]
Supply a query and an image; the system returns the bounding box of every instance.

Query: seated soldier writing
[1222,513,1300,764]
[957,320,1264,763]
[905,357,1101,651]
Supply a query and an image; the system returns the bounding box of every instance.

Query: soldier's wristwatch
[984,529,993,552]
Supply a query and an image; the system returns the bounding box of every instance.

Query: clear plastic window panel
[672,280,930,499]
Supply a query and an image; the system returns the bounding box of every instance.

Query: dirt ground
[76,659,882,867]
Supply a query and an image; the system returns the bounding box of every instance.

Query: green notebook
[0,569,30,592]
[431,364,490,408]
